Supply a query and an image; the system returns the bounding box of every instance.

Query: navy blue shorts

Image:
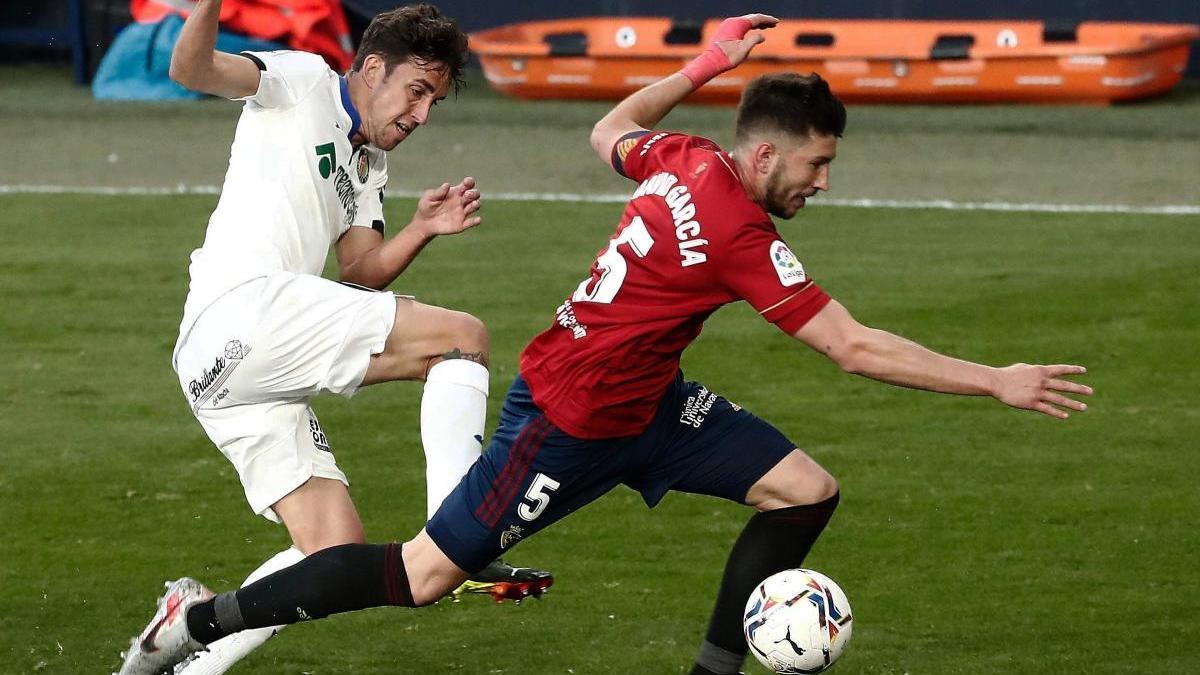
[426,372,797,573]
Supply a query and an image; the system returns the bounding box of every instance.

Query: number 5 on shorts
[518,473,561,522]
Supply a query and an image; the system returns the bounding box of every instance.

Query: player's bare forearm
[590,74,695,163]
[590,14,777,167]
[337,226,432,289]
[794,299,1091,418]
[830,327,999,396]
[169,0,259,98]
[337,179,480,289]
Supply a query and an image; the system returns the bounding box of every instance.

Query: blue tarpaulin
[92,14,284,101]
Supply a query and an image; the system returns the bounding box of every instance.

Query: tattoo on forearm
[440,347,488,366]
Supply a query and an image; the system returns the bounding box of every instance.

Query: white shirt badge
[770,240,807,287]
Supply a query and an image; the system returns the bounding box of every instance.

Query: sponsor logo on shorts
[308,414,332,453]
[189,340,251,411]
[500,524,524,549]
[680,386,718,428]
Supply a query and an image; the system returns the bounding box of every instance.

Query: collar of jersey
[339,76,362,140]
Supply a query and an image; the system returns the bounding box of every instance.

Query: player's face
[361,56,451,150]
[763,133,838,219]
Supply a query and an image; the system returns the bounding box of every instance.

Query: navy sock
[186,542,411,645]
[691,492,840,674]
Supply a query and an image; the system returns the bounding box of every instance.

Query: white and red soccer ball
[743,569,853,674]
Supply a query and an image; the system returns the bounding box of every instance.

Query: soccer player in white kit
[134,3,551,673]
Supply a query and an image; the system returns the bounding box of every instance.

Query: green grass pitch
[1,64,1198,674]
[1,190,1197,673]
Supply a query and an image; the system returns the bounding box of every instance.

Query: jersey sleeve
[235,50,330,109]
[350,150,387,235]
[616,132,722,182]
[716,226,831,334]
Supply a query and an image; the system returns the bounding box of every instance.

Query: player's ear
[362,54,384,88]
[753,141,776,175]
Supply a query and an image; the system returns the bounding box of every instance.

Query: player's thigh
[425,377,623,573]
[359,296,489,385]
[272,476,366,554]
[631,377,836,510]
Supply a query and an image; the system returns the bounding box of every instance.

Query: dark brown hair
[352,4,469,92]
[735,73,847,145]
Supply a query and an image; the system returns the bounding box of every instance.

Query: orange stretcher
[470,18,1200,104]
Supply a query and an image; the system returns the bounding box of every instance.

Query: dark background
[4,0,1199,81]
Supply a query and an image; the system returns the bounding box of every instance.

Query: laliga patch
[770,240,807,286]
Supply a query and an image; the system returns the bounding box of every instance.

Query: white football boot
[117,577,213,675]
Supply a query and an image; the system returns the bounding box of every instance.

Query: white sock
[175,547,305,675]
[421,359,489,519]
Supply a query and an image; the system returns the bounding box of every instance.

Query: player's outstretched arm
[335,177,482,289]
[169,0,261,99]
[589,13,778,170]
[793,299,1093,419]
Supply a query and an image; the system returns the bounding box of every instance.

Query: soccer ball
[743,569,853,674]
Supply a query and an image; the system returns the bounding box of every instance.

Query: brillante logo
[315,143,336,179]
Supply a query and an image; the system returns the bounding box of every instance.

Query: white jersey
[175,50,387,363]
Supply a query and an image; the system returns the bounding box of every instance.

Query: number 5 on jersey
[573,216,655,304]
[518,473,561,522]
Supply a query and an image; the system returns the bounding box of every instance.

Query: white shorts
[174,271,397,522]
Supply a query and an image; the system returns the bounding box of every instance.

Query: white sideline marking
[2,184,1198,216]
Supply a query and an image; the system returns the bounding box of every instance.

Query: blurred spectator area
[4,0,1199,84]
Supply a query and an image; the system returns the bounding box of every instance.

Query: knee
[777,468,838,508]
[808,469,839,504]
[407,578,445,607]
[400,534,469,606]
[751,465,839,511]
[445,310,488,351]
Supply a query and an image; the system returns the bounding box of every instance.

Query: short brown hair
[352,4,469,92]
[735,73,847,145]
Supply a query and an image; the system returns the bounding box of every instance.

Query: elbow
[168,61,186,86]
[589,121,610,160]
[168,58,195,88]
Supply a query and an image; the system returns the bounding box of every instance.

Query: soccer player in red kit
[116,13,1093,674]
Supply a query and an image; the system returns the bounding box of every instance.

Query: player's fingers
[460,176,476,190]
[463,216,482,229]
[744,14,779,28]
[1046,364,1087,377]
[1034,401,1070,419]
[463,200,481,216]
[1044,392,1087,412]
[461,189,480,202]
[1047,379,1093,396]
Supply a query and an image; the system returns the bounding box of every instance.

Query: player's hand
[715,14,778,67]
[413,176,482,237]
[993,363,1093,419]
